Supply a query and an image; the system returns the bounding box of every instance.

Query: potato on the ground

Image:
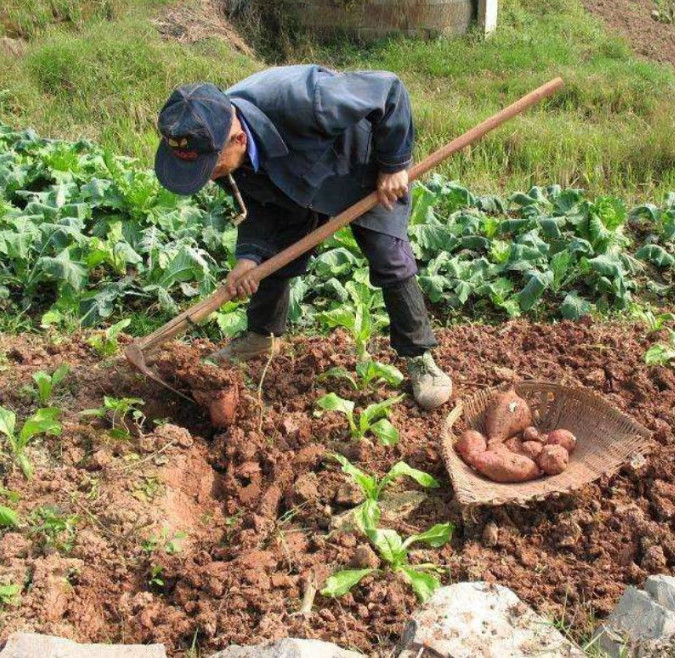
[547,429,577,454]
[485,387,533,442]
[523,426,543,442]
[472,450,542,483]
[456,430,487,466]
[537,444,569,475]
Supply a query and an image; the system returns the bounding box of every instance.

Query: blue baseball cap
[154,83,233,195]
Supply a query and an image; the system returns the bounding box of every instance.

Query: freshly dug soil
[583,0,675,67]
[1,320,674,656]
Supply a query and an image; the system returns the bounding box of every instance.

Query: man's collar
[230,98,289,160]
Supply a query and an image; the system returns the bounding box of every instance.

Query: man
[154,65,452,410]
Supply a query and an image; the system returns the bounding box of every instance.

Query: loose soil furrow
[0,320,673,656]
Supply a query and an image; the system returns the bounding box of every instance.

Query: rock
[333,481,364,507]
[593,586,675,657]
[482,521,499,547]
[645,575,675,612]
[641,545,668,572]
[396,582,584,657]
[349,544,380,570]
[208,638,364,657]
[0,632,166,657]
[651,9,661,21]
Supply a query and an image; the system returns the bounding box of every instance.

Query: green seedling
[87,318,130,357]
[315,393,404,446]
[322,359,404,391]
[633,308,675,332]
[148,564,165,589]
[143,527,187,556]
[322,522,453,602]
[645,329,675,367]
[0,584,20,608]
[0,489,19,528]
[81,396,145,439]
[333,454,439,531]
[31,364,70,405]
[29,505,78,553]
[0,406,62,478]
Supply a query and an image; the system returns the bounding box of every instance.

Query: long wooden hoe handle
[130,77,563,358]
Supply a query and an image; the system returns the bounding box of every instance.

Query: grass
[1,0,674,200]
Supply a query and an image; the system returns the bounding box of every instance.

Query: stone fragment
[348,544,380,570]
[396,582,584,658]
[0,633,166,657]
[208,638,364,657]
[645,575,675,612]
[593,586,675,657]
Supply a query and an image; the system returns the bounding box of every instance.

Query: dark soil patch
[583,0,675,67]
[1,320,674,655]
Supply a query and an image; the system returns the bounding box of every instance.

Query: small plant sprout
[81,396,146,439]
[31,364,70,405]
[333,454,440,530]
[0,584,20,608]
[315,393,404,446]
[148,564,165,589]
[321,522,453,602]
[645,329,675,367]
[322,359,404,391]
[0,406,62,478]
[143,527,187,556]
[633,308,675,332]
[87,318,131,357]
[29,505,78,553]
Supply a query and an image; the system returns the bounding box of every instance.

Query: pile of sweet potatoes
[455,387,578,483]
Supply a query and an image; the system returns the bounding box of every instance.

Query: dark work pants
[247,218,437,357]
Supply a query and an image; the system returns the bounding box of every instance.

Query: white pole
[477,0,498,36]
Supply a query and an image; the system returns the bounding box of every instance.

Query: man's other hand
[377,170,409,211]
[226,258,258,300]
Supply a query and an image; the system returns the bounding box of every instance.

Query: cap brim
[154,140,219,196]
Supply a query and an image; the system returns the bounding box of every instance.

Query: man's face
[210,113,247,181]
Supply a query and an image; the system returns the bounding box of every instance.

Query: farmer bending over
[154,65,452,410]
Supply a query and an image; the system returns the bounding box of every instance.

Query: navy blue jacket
[221,65,414,263]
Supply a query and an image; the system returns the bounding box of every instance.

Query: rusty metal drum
[285,0,476,40]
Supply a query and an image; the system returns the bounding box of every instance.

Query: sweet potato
[523,426,543,442]
[522,441,544,460]
[455,430,487,466]
[547,429,577,454]
[485,387,533,442]
[537,445,569,475]
[472,450,542,483]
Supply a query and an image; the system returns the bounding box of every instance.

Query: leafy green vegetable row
[1,124,673,332]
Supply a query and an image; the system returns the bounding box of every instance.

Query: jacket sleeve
[313,71,414,174]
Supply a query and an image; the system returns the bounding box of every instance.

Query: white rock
[0,633,166,658]
[396,582,584,658]
[594,586,675,657]
[208,638,364,658]
[645,575,675,612]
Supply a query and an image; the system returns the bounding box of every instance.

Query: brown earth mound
[0,320,674,655]
[583,0,675,67]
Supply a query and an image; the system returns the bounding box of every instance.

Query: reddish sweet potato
[485,387,533,442]
[537,445,569,475]
[193,387,239,428]
[472,450,542,483]
[523,426,543,442]
[522,441,544,460]
[455,430,487,466]
[547,429,577,454]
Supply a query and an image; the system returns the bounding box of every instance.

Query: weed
[315,393,404,446]
[87,318,130,356]
[0,584,20,608]
[0,406,62,478]
[143,527,187,556]
[29,505,78,553]
[81,395,145,439]
[31,364,70,405]
[645,329,675,367]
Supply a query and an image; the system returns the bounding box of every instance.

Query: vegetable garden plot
[1,320,674,656]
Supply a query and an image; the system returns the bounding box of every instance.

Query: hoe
[125,78,564,399]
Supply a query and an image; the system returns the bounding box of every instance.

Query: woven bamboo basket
[442,381,652,508]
